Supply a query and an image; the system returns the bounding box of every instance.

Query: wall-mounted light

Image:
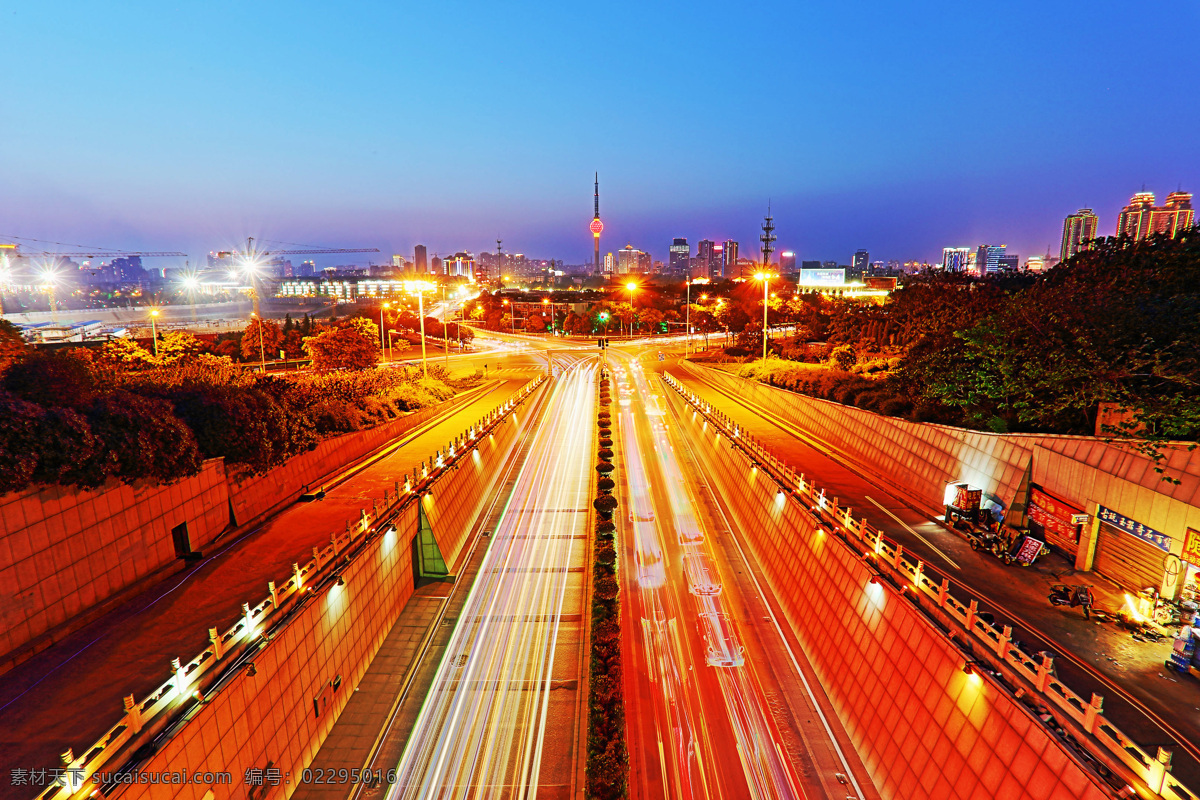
[336,575,345,587]
[963,661,976,675]
[247,662,258,677]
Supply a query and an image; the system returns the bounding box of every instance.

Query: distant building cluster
[941,189,1193,277]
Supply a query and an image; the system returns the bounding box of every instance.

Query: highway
[386,360,596,799]
[609,348,874,800]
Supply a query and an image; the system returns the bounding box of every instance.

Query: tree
[241,317,283,362]
[282,329,306,359]
[77,391,203,486]
[157,331,203,365]
[3,350,98,408]
[304,325,380,371]
[98,337,158,370]
[0,319,25,373]
[0,393,43,493]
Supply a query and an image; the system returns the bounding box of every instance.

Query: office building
[297,260,316,277]
[431,255,443,276]
[1060,208,1099,262]
[1025,255,1046,273]
[997,254,1019,271]
[975,244,1007,275]
[942,247,970,272]
[722,240,739,278]
[669,238,690,274]
[779,251,796,272]
[1117,190,1194,240]
[414,244,428,273]
[822,260,840,270]
[710,243,724,280]
[392,254,403,268]
[617,244,651,275]
[603,252,616,275]
[443,252,475,279]
[852,250,869,275]
[697,240,717,279]
[801,260,822,271]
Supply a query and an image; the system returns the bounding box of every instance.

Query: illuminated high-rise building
[851,249,869,276]
[722,240,739,277]
[1117,191,1195,240]
[669,238,690,275]
[779,251,797,272]
[1060,209,1099,262]
[942,247,970,272]
[603,252,615,275]
[975,244,1007,275]
[1116,192,1158,240]
[697,240,716,279]
[414,244,428,273]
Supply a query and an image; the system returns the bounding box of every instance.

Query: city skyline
[3,2,1198,269]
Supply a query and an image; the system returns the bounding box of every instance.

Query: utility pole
[496,238,503,284]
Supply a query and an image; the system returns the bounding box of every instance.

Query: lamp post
[753,272,772,362]
[380,302,390,361]
[405,282,432,379]
[626,282,637,337]
[250,311,266,371]
[150,309,160,358]
[442,284,449,367]
[684,279,692,355]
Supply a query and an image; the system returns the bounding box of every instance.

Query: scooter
[1049,584,1094,619]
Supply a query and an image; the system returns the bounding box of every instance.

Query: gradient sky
[3,0,1199,269]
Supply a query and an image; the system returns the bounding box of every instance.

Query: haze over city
[4,0,1198,264]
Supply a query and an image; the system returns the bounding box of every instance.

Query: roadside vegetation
[0,315,477,495]
[587,372,628,799]
[698,233,1200,458]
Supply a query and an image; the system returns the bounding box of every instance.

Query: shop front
[1093,505,1172,595]
[1182,527,1200,605]
[1027,484,1085,559]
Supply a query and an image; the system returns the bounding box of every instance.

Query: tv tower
[760,202,776,270]
[590,173,604,276]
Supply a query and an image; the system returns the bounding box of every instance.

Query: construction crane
[216,238,381,315]
[0,238,187,261]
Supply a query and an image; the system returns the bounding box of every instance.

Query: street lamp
[626,282,637,336]
[404,281,434,379]
[753,272,773,362]
[684,279,692,355]
[150,309,160,358]
[380,302,390,361]
[250,311,266,371]
[441,284,449,367]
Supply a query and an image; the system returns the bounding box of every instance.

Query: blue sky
[2,0,1198,268]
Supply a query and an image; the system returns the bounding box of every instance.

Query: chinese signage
[799,268,845,286]
[1182,528,1200,567]
[1097,505,1171,553]
[1029,487,1083,544]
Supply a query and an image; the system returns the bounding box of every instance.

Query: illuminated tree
[303,324,379,371]
[240,317,283,361]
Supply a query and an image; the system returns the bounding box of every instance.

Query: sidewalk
[665,362,1200,791]
[0,378,529,798]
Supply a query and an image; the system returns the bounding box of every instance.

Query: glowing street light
[150,309,161,358]
[380,302,390,359]
[626,282,638,336]
[753,272,774,361]
[684,278,693,355]
[404,281,435,379]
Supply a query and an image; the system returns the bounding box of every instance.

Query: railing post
[966,599,978,630]
[1083,693,1104,734]
[293,562,303,590]
[892,544,904,570]
[123,695,143,734]
[997,625,1012,658]
[209,627,224,660]
[172,657,186,695]
[938,578,950,609]
[242,602,254,637]
[1035,654,1053,692]
[268,581,278,609]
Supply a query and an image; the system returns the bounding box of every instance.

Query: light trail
[388,363,595,799]
[618,357,805,800]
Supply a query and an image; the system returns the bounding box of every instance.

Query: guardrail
[662,372,1196,800]
[35,375,547,800]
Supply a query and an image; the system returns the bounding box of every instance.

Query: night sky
[3,0,1198,268]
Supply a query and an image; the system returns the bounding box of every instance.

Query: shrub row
[586,371,628,800]
[0,350,473,495]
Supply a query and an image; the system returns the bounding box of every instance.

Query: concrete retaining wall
[108,384,540,800]
[682,363,1200,543]
[673,391,1111,800]
[0,390,496,672]
[0,459,230,667]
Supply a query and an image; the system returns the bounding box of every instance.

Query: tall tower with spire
[590,173,604,276]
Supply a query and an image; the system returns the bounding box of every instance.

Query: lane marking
[865,495,960,570]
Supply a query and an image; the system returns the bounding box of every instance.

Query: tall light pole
[405,281,432,379]
[626,282,637,336]
[754,272,772,362]
[250,311,266,371]
[150,309,160,358]
[441,284,449,367]
[684,279,692,355]
[380,301,390,361]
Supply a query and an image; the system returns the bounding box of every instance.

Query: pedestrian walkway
[0,379,528,798]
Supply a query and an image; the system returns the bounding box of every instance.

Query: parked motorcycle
[1049,584,1095,619]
